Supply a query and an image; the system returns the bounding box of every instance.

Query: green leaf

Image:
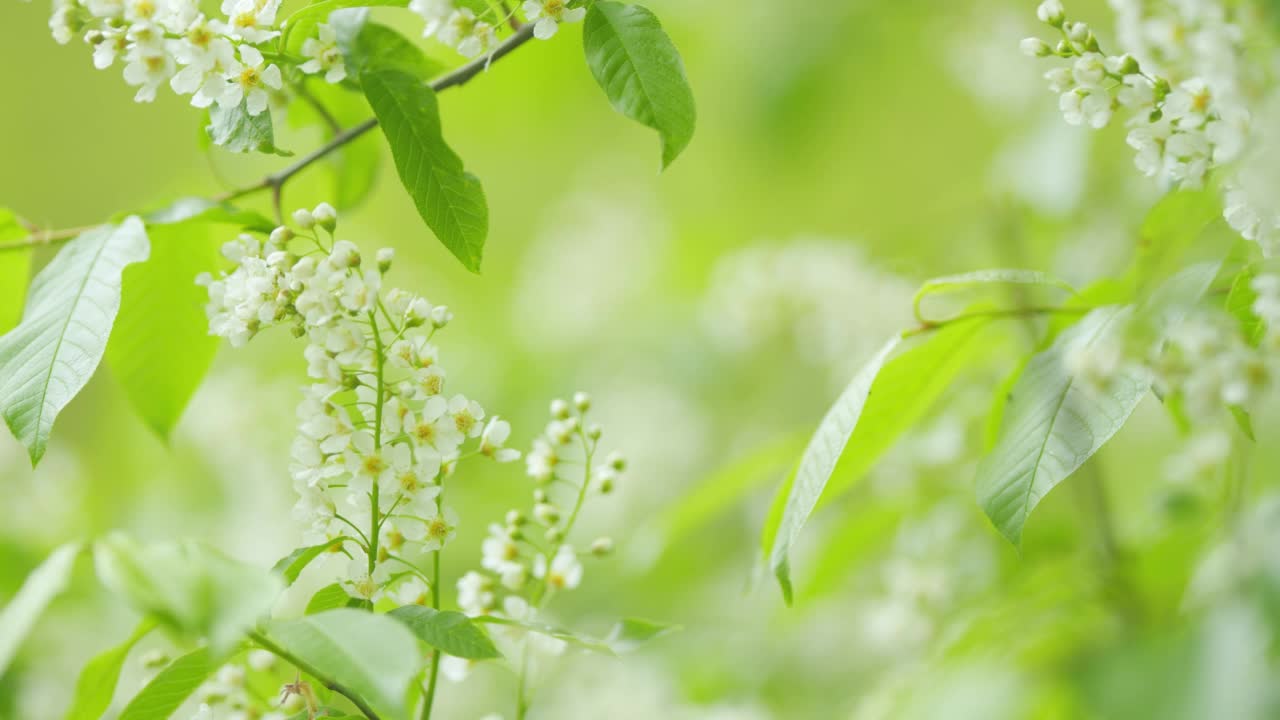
[0,219,150,466]
[207,100,290,155]
[584,1,696,168]
[330,10,442,80]
[387,605,500,660]
[1226,265,1266,346]
[912,268,1075,323]
[764,317,999,601]
[63,620,156,720]
[93,534,282,653]
[976,307,1150,547]
[105,218,223,438]
[282,0,410,54]
[0,209,31,334]
[0,542,83,676]
[605,618,679,653]
[471,615,615,655]
[143,197,275,232]
[362,69,488,272]
[273,540,347,586]
[263,609,422,720]
[305,583,360,615]
[116,647,215,720]
[1132,190,1223,291]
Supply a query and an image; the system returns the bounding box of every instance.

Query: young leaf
[63,620,156,720]
[912,268,1075,323]
[281,0,410,54]
[116,647,215,720]
[273,540,347,586]
[605,618,679,653]
[0,218,150,466]
[764,316,999,601]
[0,209,31,334]
[1132,190,1222,291]
[262,609,422,720]
[207,101,290,155]
[387,605,500,659]
[330,10,443,80]
[584,1,696,168]
[0,542,83,676]
[305,583,361,615]
[93,534,282,654]
[361,69,488,272]
[1226,265,1266,345]
[976,307,1150,547]
[105,217,223,438]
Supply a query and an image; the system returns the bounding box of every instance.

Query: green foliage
[911,268,1075,323]
[362,68,488,272]
[387,605,501,659]
[584,1,696,168]
[605,617,679,652]
[262,609,422,720]
[1226,264,1267,345]
[0,542,83,677]
[1132,190,1224,292]
[116,647,215,720]
[0,209,30,334]
[976,307,1149,547]
[104,215,224,439]
[207,101,290,155]
[62,620,155,720]
[330,10,442,81]
[764,316,999,600]
[273,541,346,586]
[0,219,149,466]
[93,534,282,653]
[281,0,410,54]
[305,583,362,614]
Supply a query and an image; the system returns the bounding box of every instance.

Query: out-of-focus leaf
[977,307,1149,547]
[605,618,679,653]
[330,10,442,80]
[584,1,696,168]
[63,620,156,720]
[0,543,83,676]
[93,534,281,654]
[362,68,488,272]
[0,209,31,334]
[472,615,615,655]
[1131,190,1222,291]
[116,647,215,720]
[387,605,500,659]
[0,219,149,466]
[262,609,422,720]
[1226,264,1266,346]
[912,268,1075,323]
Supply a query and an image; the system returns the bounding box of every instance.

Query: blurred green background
[5,0,1280,718]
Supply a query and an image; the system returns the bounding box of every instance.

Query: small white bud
[586,423,603,440]
[544,527,564,543]
[1066,21,1089,43]
[269,225,293,245]
[313,202,337,231]
[606,451,626,472]
[590,537,614,556]
[533,488,548,503]
[1020,37,1052,57]
[1037,0,1065,27]
[377,247,395,273]
[506,509,526,526]
[534,502,560,525]
[431,305,453,328]
[292,208,315,229]
[573,391,591,412]
[550,399,571,419]
[248,649,276,672]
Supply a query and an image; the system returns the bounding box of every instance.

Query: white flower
[522,0,585,40]
[394,576,430,606]
[300,23,347,84]
[448,394,485,438]
[409,0,453,38]
[407,505,458,550]
[122,46,175,103]
[439,9,496,57]
[480,418,520,462]
[525,438,557,482]
[457,571,495,616]
[221,0,281,43]
[218,44,282,116]
[170,17,238,108]
[481,523,523,576]
[1059,86,1112,129]
[533,545,582,591]
[440,655,474,683]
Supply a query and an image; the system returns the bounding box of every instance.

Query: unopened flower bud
[606,451,626,472]
[377,247,395,273]
[590,537,614,556]
[313,202,337,231]
[1037,0,1065,27]
[544,527,564,543]
[550,399,570,419]
[269,225,293,245]
[431,305,453,328]
[1020,37,1052,57]
[534,502,560,525]
[84,29,104,45]
[1066,21,1088,42]
[292,208,315,229]
[573,391,591,412]
[586,423,602,440]
[533,489,548,503]
[508,527,525,541]
[597,475,614,494]
[291,324,306,338]
[506,509,526,526]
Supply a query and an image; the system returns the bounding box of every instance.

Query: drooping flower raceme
[201,204,520,604]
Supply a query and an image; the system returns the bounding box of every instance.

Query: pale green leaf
[0,543,83,677]
[282,0,410,53]
[305,583,360,615]
[605,618,679,653]
[63,620,156,720]
[976,307,1150,546]
[272,540,348,586]
[207,101,290,155]
[330,10,442,80]
[471,616,615,655]
[116,647,215,720]
[912,268,1075,323]
[263,609,422,720]
[0,209,31,334]
[362,69,488,272]
[387,605,500,659]
[93,534,282,653]
[1226,265,1266,345]
[764,317,999,601]
[0,218,150,466]
[584,1,696,168]
[1132,190,1222,291]
[105,218,223,438]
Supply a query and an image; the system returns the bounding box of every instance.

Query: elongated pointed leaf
[264,609,421,720]
[388,605,500,659]
[273,539,349,586]
[117,647,215,720]
[977,307,1150,546]
[0,543,83,676]
[105,217,223,438]
[63,620,156,720]
[605,618,679,653]
[0,218,149,466]
[362,69,488,272]
[912,268,1075,323]
[305,583,360,614]
[584,1,696,168]
[207,101,289,155]
[764,317,998,601]
[0,209,31,334]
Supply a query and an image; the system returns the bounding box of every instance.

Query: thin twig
[1,22,537,254]
[249,631,383,720]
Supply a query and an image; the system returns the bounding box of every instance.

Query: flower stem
[420,551,443,720]
[369,310,387,578]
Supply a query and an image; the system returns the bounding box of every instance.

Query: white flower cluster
[449,393,623,680]
[200,203,518,604]
[409,0,586,58]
